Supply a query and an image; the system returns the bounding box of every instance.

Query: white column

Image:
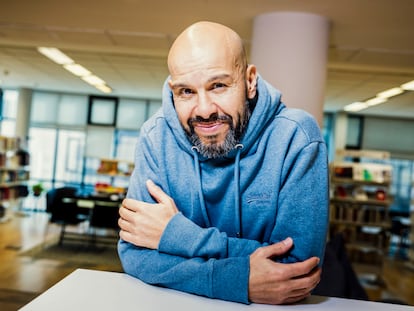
[15,88,32,142]
[251,12,330,126]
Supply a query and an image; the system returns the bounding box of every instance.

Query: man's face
[169,55,253,158]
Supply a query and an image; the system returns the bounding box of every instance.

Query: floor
[0,208,413,310]
[0,207,121,311]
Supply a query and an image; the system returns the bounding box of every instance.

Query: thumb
[260,237,293,258]
[146,179,169,204]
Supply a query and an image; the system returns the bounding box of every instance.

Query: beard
[184,102,251,159]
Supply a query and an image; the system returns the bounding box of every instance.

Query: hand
[248,238,321,305]
[118,180,179,249]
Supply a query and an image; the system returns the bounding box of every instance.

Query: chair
[89,200,120,244]
[45,187,85,245]
[89,200,120,229]
[389,216,411,259]
[313,233,368,300]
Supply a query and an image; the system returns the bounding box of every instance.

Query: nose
[195,91,218,119]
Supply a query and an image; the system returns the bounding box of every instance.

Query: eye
[212,82,226,89]
[178,88,194,96]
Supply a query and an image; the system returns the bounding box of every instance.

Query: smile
[194,121,229,136]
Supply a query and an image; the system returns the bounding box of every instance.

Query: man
[118,21,329,305]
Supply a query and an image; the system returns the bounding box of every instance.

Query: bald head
[166,22,258,158]
[167,21,247,78]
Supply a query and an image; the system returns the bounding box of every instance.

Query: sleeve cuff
[212,256,250,304]
[158,213,203,257]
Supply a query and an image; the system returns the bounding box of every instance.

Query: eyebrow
[170,74,232,90]
[206,74,232,83]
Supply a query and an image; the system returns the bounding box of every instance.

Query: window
[29,128,86,185]
[27,89,163,194]
[115,129,139,162]
[0,89,18,136]
[85,126,115,159]
[28,128,57,181]
[389,158,414,214]
[116,99,147,129]
[322,113,334,161]
[57,95,88,126]
[88,96,118,126]
[346,116,363,149]
[31,92,88,126]
[54,130,86,184]
[148,100,162,117]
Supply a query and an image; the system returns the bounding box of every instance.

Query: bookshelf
[329,149,393,289]
[0,136,30,222]
[407,183,414,268]
[94,158,134,195]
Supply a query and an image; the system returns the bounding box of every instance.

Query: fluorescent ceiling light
[37,47,74,65]
[345,79,413,114]
[376,87,403,99]
[82,75,106,86]
[365,97,387,106]
[64,63,91,77]
[95,84,112,94]
[344,102,368,112]
[401,80,414,91]
[38,46,111,93]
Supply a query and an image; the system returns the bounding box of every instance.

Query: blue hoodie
[118,75,329,304]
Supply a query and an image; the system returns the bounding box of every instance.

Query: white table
[20,269,413,311]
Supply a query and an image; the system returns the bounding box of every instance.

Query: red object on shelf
[376,190,386,201]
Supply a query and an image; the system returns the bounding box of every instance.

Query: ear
[168,78,174,90]
[245,64,258,99]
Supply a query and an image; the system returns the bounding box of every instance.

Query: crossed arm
[118,180,321,305]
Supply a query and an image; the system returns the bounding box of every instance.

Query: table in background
[20,269,414,311]
[49,193,121,245]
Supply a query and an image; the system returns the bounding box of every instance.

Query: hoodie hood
[160,74,284,234]
[162,75,284,160]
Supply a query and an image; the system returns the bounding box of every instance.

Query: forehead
[169,46,239,86]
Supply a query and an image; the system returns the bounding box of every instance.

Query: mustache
[188,113,233,126]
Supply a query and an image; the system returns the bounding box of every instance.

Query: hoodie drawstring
[191,146,211,227]
[191,145,244,237]
[234,144,243,238]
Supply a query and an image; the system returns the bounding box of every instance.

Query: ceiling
[0,0,414,119]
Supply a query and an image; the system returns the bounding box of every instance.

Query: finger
[119,205,136,221]
[289,257,320,277]
[271,257,320,281]
[118,217,127,231]
[287,286,315,302]
[258,237,293,258]
[288,266,321,291]
[146,179,171,204]
[121,198,141,212]
[119,229,135,244]
[118,213,134,232]
[282,292,311,305]
[307,267,322,289]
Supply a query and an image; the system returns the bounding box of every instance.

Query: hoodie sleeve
[118,239,251,304]
[274,140,330,263]
[158,213,267,259]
